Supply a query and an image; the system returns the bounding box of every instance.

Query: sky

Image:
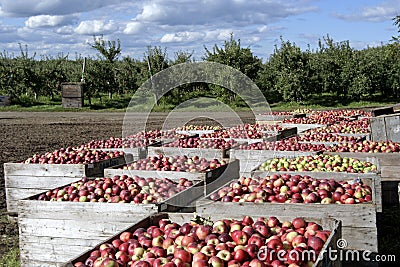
[0,0,399,61]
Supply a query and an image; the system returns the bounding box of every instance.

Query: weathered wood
[369,117,387,142]
[4,156,126,213]
[66,213,341,267]
[385,114,400,142]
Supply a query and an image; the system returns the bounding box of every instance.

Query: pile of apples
[126,130,188,140]
[237,138,327,152]
[309,119,370,134]
[36,175,194,204]
[176,125,223,131]
[310,109,370,118]
[164,137,237,149]
[23,148,124,164]
[328,140,400,153]
[82,138,159,149]
[122,155,228,172]
[201,124,281,139]
[72,214,331,267]
[258,155,377,173]
[297,133,361,143]
[209,175,372,204]
[258,111,294,116]
[282,116,348,125]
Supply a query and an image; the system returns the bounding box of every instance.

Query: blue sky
[0,0,398,61]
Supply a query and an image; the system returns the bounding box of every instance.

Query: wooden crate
[197,172,381,252]
[323,151,400,205]
[4,156,126,214]
[66,212,341,267]
[0,95,11,106]
[17,176,204,267]
[230,148,321,176]
[282,123,327,133]
[104,160,239,197]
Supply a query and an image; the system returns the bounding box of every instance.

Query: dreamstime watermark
[256,238,396,263]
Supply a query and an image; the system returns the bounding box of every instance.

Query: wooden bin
[104,159,240,197]
[17,177,204,267]
[0,95,11,106]
[65,212,341,267]
[4,156,127,214]
[324,151,400,205]
[62,82,84,108]
[229,148,322,176]
[197,172,381,252]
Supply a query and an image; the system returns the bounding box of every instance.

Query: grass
[0,249,19,267]
[0,92,398,112]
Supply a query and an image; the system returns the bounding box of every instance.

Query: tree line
[0,22,399,107]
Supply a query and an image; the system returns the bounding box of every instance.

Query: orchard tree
[89,35,121,98]
[204,34,262,103]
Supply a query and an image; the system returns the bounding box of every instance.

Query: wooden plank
[5,175,83,189]
[384,114,400,142]
[370,117,387,141]
[18,200,158,221]
[21,258,67,267]
[6,188,50,213]
[19,217,136,239]
[4,162,85,177]
[381,166,400,179]
[20,241,96,263]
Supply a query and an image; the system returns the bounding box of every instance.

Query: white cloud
[25,14,77,28]
[0,0,132,16]
[74,20,117,35]
[134,0,318,26]
[123,21,144,35]
[334,0,399,22]
[160,31,204,43]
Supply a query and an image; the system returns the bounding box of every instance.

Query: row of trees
[0,19,399,106]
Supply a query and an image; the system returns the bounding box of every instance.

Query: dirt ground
[0,111,255,258]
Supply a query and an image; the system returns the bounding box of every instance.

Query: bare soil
[0,111,255,257]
